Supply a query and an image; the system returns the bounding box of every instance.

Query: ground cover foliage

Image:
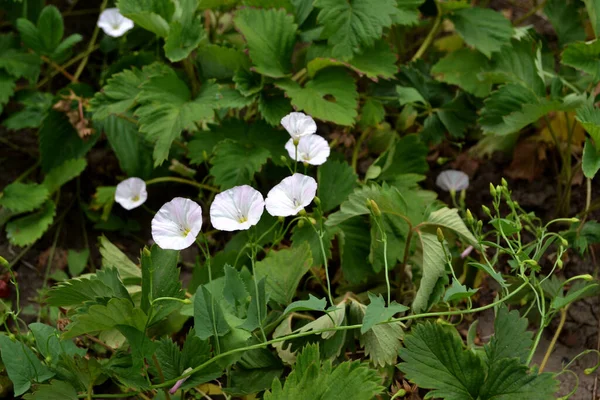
[1,0,600,398]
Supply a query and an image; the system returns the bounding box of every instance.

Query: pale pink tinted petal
[461,245,474,259]
[436,170,469,192]
[114,177,147,210]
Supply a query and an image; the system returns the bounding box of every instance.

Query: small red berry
[0,280,10,298]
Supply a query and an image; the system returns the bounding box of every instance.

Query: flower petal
[285,135,330,165]
[436,170,469,192]
[98,8,134,37]
[152,197,203,250]
[265,173,317,217]
[115,177,147,210]
[281,112,317,140]
[210,185,264,231]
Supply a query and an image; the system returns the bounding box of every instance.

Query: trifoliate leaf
[314,0,398,61]
[361,293,408,333]
[583,139,600,178]
[62,297,147,339]
[163,0,204,62]
[276,68,358,126]
[317,160,357,212]
[210,140,270,189]
[6,200,55,247]
[117,0,174,37]
[194,285,231,340]
[485,304,533,365]
[3,91,53,130]
[449,7,513,58]
[135,69,216,165]
[196,44,250,79]
[544,0,586,47]
[0,182,49,213]
[0,34,41,83]
[283,294,327,316]
[234,8,297,78]
[562,39,600,81]
[254,242,312,305]
[431,48,492,97]
[264,344,383,400]
[22,380,78,400]
[42,158,87,194]
[0,335,54,396]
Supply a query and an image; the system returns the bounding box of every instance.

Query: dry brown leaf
[505,139,547,181]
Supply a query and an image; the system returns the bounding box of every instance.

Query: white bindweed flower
[115,177,147,210]
[265,173,317,217]
[97,8,134,37]
[210,185,265,231]
[281,112,317,142]
[151,197,203,250]
[436,170,470,192]
[285,135,330,165]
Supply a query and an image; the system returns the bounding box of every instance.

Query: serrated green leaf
[264,344,383,400]
[210,140,270,188]
[6,200,55,246]
[233,68,264,97]
[283,294,327,316]
[194,285,231,340]
[393,0,425,25]
[67,249,89,276]
[276,68,358,126]
[0,182,48,213]
[16,18,43,54]
[583,139,600,178]
[117,0,174,37]
[0,71,16,114]
[291,222,335,267]
[42,158,87,193]
[3,91,53,130]
[449,7,513,58]
[377,134,428,180]
[197,44,250,79]
[0,335,54,396]
[22,380,78,400]
[361,293,408,333]
[62,297,147,339]
[544,0,586,47]
[479,358,557,399]
[317,160,357,212]
[485,304,533,365]
[443,281,478,302]
[396,86,427,106]
[359,98,385,128]
[337,217,372,284]
[223,265,250,316]
[576,103,600,145]
[37,6,63,54]
[412,230,446,314]
[562,39,600,81]
[348,40,398,80]
[29,323,86,366]
[99,235,142,283]
[164,0,204,62]
[255,242,312,305]
[258,91,292,126]
[0,34,41,83]
[431,48,492,97]
[234,8,297,78]
[314,0,398,61]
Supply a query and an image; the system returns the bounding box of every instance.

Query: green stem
[294,143,298,174]
[182,56,200,97]
[352,128,371,174]
[73,0,109,80]
[250,247,267,342]
[196,237,220,354]
[411,0,442,62]
[149,280,529,390]
[311,222,334,306]
[145,177,218,192]
[151,297,191,306]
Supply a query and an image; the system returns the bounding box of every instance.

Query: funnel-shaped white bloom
[210,185,265,231]
[152,198,203,250]
[285,135,330,165]
[436,170,469,192]
[97,8,134,37]
[281,112,317,141]
[115,177,147,210]
[265,173,317,217]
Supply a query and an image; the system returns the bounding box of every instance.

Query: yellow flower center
[131,195,140,202]
[181,227,191,237]
[237,216,248,223]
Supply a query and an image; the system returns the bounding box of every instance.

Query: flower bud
[437,227,445,243]
[309,217,317,225]
[569,218,580,223]
[0,256,8,268]
[394,389,407,397]
[489,183,497,197]
[280,155,288,164]
[278,216,285,223]
[482,205,491,217]
[45,356,52,363]
[466,209,473,225]
[560,237,569,247]
[297,219,305,228]
[585,365,599,375]
[557,259,563,269]
[313,196,321,206]
[369,200,381,217]
[501,177,508,187]
[580,274,594,281]
[298,209,307,216]
[477,220,483,230]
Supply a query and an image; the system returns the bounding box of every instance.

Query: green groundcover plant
[1,0,600,398]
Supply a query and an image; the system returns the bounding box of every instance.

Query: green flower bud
[394,389,407,397]
[466,209,474,225]
[489,183,497,197]
[482,205,492,217]
[313,196,321,206]
[298,209,307,216]
[437,227,445,243]
[369,200,381,217]
[0,256,8,268]
[501,177,508,187]
[297,219,305,228]
[560,237,569,247]
[309,217,317,225]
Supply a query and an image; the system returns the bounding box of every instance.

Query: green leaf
[254,242,312,305]
[3,91,53,130]
[291,223,335,267]
[449,7,513,58]
[99,236,142,283]
[337,218,372,284]
[117,0,174,37]
[37,6,63,54]
[583,139,600,178]
[276,68,358,126]
[431,48,492,97]
[479,358,557,399]
[584,0,600,38]
[0,182,48,213]
[67,249,89,276]
[193,285,231,340]
[238,277,268,331]
[412,230,446,314]
[443,281,478,302]
[421,207,477,245]
[63,297,147,339]
[0,335,54,396]
[163,0,204,62]
[396,85,427,106]
[22,380,78,400]
[485,38,544,94]
[283,294,327,316]
[234,8,297,78]
[562,39,600,81]
[398,322,485,399]
[376,134,429,180]
[39,110,98,172]
[42,158,87,193]
[347,40,398,80]
[544,0,586,47]
[0,33,41,83]
[141,245,184,323]
[317,160,357,212]
[210,140,270,189]
[264,344,383,400]
[314,0,398,61]
[196,44,250,79]
[359,98,385,128]
[6,200,56,247]
[0,71,16,114]
[234,68,264,97]
[135,69,216,165]
[361,293,408,333]
[485,304,532,365]
[223,265,250,316]
[258,91,292,126]
[552,280,600,310]
[16,18,43,54]
[29,323,86,366]
[576,103,600,145]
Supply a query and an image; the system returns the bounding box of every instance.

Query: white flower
[114,177,147,210]
[285,135,330,166]
[210,185,265,231]
[265,173,317,217]
[281,112,317,141]
[97,8,134,37]
[436,170,470,192]
[151,197,203,250]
